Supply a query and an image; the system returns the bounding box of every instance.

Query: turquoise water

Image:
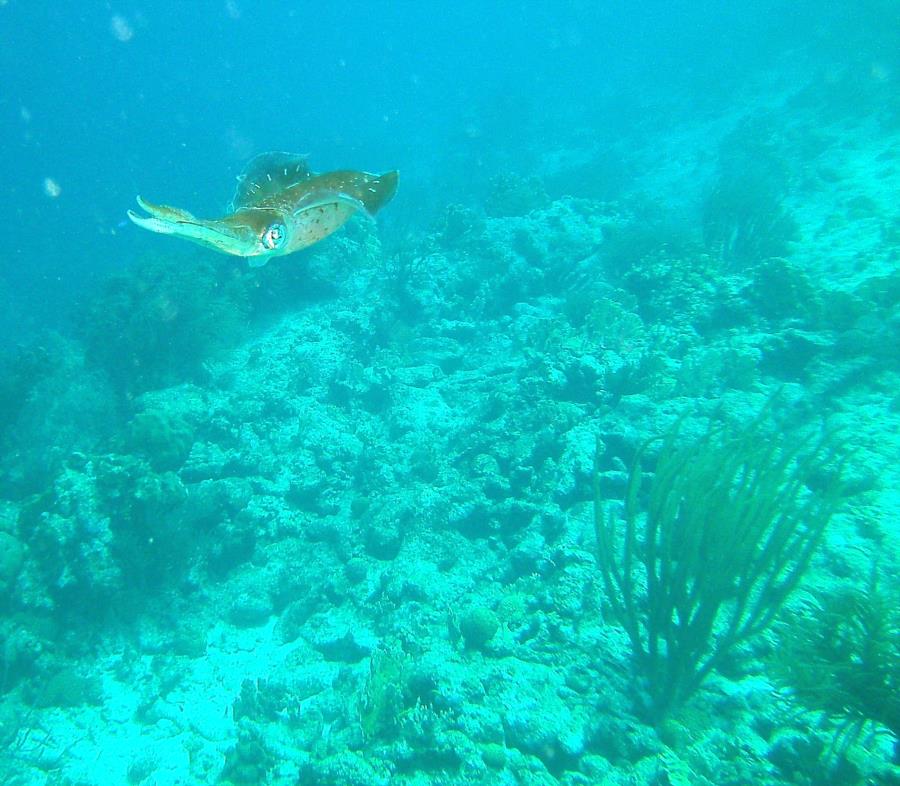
[1,2,898,784]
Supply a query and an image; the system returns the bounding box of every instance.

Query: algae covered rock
[459,606,500,650]
[485,172,550,217]
[297,750,388,786]
[0,531,24,593]
[219,720,272,785]
[126,409,195,471]
[27,664,103,708]
[228,592,273,628]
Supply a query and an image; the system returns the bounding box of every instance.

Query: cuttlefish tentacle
[127,153,398,266]
[128,196,256,256]
[131,195,199,225]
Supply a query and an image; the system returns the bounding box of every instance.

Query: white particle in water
[43,177,62,198]
[110,14,134,42]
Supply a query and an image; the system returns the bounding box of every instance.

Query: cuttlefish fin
[231,152,312,211]
[291,190,369,218]
[358,170,399,215]
[305,170,399,217]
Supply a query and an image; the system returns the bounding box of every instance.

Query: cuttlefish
[127,152,398,267]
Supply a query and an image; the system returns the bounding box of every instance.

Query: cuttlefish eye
[261,223,287,250]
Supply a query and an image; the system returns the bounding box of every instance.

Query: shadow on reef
[701,117,799,268]
[0,333,119,497]
[74,252,252,396]
[72,230,370,398]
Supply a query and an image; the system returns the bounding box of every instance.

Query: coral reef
[1,51,899,786]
